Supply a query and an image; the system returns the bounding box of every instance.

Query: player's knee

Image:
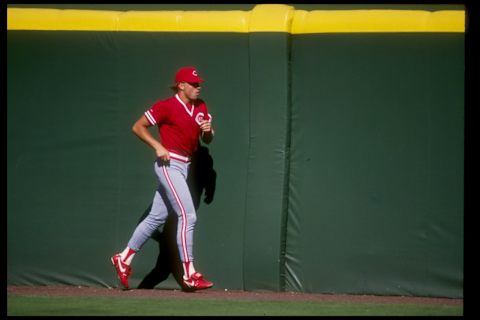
[186,211,197,226]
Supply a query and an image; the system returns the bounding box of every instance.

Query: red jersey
[144,94,212,157]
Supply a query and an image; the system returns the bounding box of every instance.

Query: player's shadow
[136,145,216,290]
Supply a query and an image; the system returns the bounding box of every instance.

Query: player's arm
[132,115,170,161]
[200,120,214,144]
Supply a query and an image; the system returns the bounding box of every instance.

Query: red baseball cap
[175,66,205,83]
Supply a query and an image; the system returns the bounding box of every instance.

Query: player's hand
[156,146,170,162]
[199,120,212,133]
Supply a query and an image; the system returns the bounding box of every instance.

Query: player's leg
[111,162,170,289]
[126,188,169,252]
[158,159,213,290]
[158,160,196,268]
[138,212,177,289]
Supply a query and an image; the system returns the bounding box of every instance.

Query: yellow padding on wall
[6,8,253,32]
[291,10,465,33]
[248,4,294,32]
[121,10,250,32]
[7,5,465,33]
[7,9,121,31]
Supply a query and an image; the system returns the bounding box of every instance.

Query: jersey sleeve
[144,100,166,126]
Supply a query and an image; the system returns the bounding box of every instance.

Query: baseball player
[111,66,214,290]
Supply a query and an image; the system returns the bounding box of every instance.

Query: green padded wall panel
[286,34,464,298]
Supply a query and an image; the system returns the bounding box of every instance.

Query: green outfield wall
[7,5,464,298]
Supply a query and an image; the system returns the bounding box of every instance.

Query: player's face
[182,82,201,101]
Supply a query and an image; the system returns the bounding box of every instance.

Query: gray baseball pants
[127,154,196,263]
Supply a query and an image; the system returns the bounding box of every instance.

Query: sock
[120,247,136,265]
[183,261,196,279]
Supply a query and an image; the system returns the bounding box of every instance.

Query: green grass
[7,295,462,316]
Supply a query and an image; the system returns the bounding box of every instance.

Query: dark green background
[287,34,464,297]
[7,15,464,297]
